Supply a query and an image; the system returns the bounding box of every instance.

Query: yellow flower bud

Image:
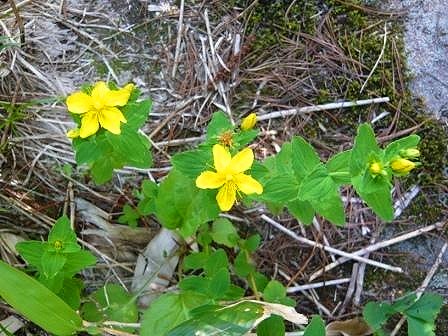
[400,148,420,159]
[67,128,80,139]
[391,158,416,174]
[241,113,257,131]
[369,162,382,175]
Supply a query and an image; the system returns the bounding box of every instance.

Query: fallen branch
[261,215,403,274]
[309,221,446,281]
[257,97,390,121]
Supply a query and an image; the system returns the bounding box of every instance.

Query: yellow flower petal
[91,81,109,102]
[66,92,93,114]
[66,128,80,139]
[216,182,237,211]
[104,85,133,107]
[79,111,100,138]
[196,171,225,189]
[229,147,254,173]
[213,144,231,172]
[234,173,263,195]
[98,107,127,135]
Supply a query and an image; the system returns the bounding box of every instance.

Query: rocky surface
[386,0,448,118]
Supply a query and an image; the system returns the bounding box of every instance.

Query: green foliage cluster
[363,293,444,336]
[0,99,442,336]
[16,216,96,309]
[71,86,152,184]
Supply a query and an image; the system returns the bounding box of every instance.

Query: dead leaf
[326,317,373,336]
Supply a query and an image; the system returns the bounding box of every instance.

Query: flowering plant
[65,81,152,183]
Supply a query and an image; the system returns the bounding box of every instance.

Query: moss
[234,0,318,50]
[93,58,132,77]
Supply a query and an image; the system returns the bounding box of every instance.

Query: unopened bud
[400,148,420,159]
[391,158,416,174]
[241,113,257,131]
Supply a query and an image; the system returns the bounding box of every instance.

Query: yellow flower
[66,81,134,138]
[240,113,257,131]
[391,158,416,174]
[66,128,80,139]
[196,144,263,211]
[369,162,382,175]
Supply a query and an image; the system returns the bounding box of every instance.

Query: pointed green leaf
[0,260,82,336]
[287,199,314,225]
[141,292,209,336]
[384,134,420,162]
[303,315,326,336]
[291,136,321,180]
[350,123,380,176]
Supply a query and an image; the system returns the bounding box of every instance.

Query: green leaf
[58,277,83,310]
[350,123,380,176]
[154,170,219,237]
[121,99,152,131]
[262,174,299,203]
[363,302,393,331]
[16,241,46,272]
[252,272,269,292]
[137,180,158,215]
[206,111,233,140]
[0,260,82,336]
[299,164,337,201]
[83,284,138,332]
[352,176,393,221]
[310,193,345,226]
[263,280,294,306]
[62,250,96,276]
[167,301,264,336]
[171,148,212,179]
[48,216,77,245]
[90,156,114,184]
[204,249,228,277]
[141,292,209,336]
[404,293,443,323]
[256,315,285,336]
[242,234,261,252]
[73,139,102,165]
[41,251,66,279]
[234,251,255,277]
[209,268,231,299]
[303,315,326,336]
[179,276,211,296]
[384,134,420,162]
[291,136,321,180]
[118,204,140,228]
[407,316,437,336]
[327,150,352,185]
[287,199,314,225]
[262,143,293,176]
[233,129,259,148]
[183,252,209,271]
[106,130,152,168]
[211,218,240,247]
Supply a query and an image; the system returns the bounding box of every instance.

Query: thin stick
[309,221,446,281]
[390,242,448,336]
[286,278,351,293]
[261,215,403,274]
[171,0,184,78]
[257,97,390,121]
[360,23,387,93]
